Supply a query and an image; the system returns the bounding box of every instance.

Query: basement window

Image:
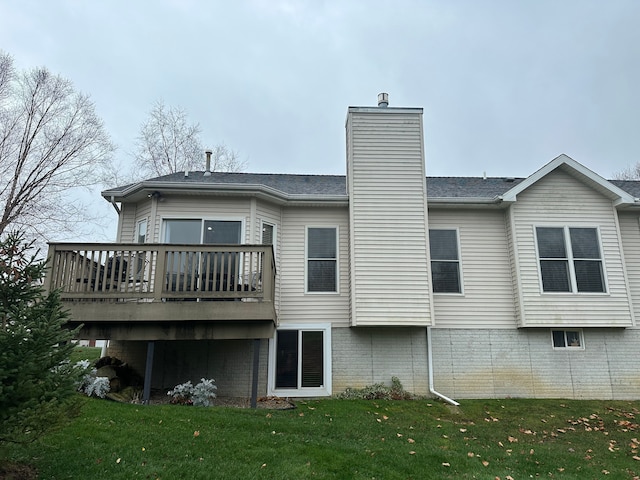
[551,329,584,349]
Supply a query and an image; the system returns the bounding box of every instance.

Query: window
[262,222,274,246]
[429,229,461,293]
[270,324,332,397]
[306,227,337,293]
[136,219,147,244]
[535,227,605,293]
[551,329,584,349]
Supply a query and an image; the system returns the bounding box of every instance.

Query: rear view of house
[45,94,640,403]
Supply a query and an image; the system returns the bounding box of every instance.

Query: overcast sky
[2,1,640,238]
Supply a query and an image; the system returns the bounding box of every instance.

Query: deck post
[142,341,155,404]
[250,339,260,408]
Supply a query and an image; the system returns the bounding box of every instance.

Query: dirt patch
[0,462,38,480]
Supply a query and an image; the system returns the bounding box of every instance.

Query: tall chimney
[377,92,389,107]
[204,149,212,176]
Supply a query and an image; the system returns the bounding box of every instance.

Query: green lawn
[3,397,640,479]
[69,346,102,364]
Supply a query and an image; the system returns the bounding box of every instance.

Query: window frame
[551,329,585,350]
[305,226,339,294]
[161,217,245,245]
[261,220,276,258]
[268,323,332,397]
[534,225,607,294]
[429,228,463,295]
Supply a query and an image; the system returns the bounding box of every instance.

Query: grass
[3,397,640,479]
[69,346,102,364]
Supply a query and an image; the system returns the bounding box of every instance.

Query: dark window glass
[308,228,337,292]
[429,230,461,293]
[301,331,323,388]
[540,260,571,292]
[552,330,566,348]
[537,227,566,258]
[275,330,298,388]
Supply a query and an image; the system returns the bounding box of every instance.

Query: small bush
[337,376,413,400]
[168,378,217,406]
[76,360,111,398]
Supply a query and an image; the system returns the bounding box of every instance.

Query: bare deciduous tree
[133,100,246,179]
[613,163,640,181]
[0,52,115,241]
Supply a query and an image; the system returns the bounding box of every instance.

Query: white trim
[160,216,246,244]
[261,220,277,258]
[305,225,339,294]
[136,218,147,244]
[267,323,332,397]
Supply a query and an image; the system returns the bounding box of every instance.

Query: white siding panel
[613,212,640,329]
[429,209,518,329]
[511,169,633,327]
[347,110,433,326]
[278,206,350,327]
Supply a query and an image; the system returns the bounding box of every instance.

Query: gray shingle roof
[107,171,639,200]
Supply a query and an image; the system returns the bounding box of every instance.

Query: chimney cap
[377,92,389,107]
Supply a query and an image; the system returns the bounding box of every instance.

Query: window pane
[275,330,298,388]
[431,261,461,293]
[203,220,241,244]
[552,330,566,348]
[308,260,337,292]
[137,220,147,244]
[566,331,581,347]
[164,220,201,244]
[536,227,566,258]
[429,230,458,260]
[540,260,571,292]
[301,331,323,388]
[262,224,274,245]
[308,228,336,258]
[569,228,600,259]
[574,260,604,292]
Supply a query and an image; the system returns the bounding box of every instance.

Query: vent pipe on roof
[204,149,212,176]
[377,92,389,107]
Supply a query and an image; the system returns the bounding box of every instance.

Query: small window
[551,329,584,349]
[136,219,147,244]
[429,229,461,293]
[262,222,274,246]
[306,227,338,293]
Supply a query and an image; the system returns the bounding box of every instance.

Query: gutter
[109,195,121,214]
[426,327,459,406]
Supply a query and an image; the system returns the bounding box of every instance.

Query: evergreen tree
[0,232,81,444]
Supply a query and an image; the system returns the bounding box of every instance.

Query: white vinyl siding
[346,108,432,326]
[278,207,350,327]
[510,168,633,327]
[428,209,517,329]
[617,212,640,327]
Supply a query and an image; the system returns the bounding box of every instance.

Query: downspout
[426,327,459,406]
[109,195,121,215]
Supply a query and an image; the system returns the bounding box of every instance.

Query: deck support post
[250,339,260,408]
[142,341,155,404]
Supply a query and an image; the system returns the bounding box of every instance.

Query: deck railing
[44,243,276,303]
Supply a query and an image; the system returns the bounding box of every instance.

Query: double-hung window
[306,227,338,293]
[429,229,462,293]
[535,226,605,293]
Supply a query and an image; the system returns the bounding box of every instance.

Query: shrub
[168,378,217,406]
[336,376,413,400]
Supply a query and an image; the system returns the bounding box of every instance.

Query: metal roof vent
[377,92,389,108]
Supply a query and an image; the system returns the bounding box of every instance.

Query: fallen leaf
[508,436,518,443]
[116,458,121,464]
[397,433,403,437]
[409,451,416,455]
[261,463,267,468]
[482,460,489,466]
[529,449,534,455]
[408,438,415,443]
[442,462,450,467]
[460,428,467,433]
[467,452,475,457]
[193,431,200,437]
[382,415,389,420]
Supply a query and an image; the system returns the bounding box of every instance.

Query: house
[45,94,640,404]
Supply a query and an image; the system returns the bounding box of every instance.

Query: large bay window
[306,227,338,293]
[535,226,605,293]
